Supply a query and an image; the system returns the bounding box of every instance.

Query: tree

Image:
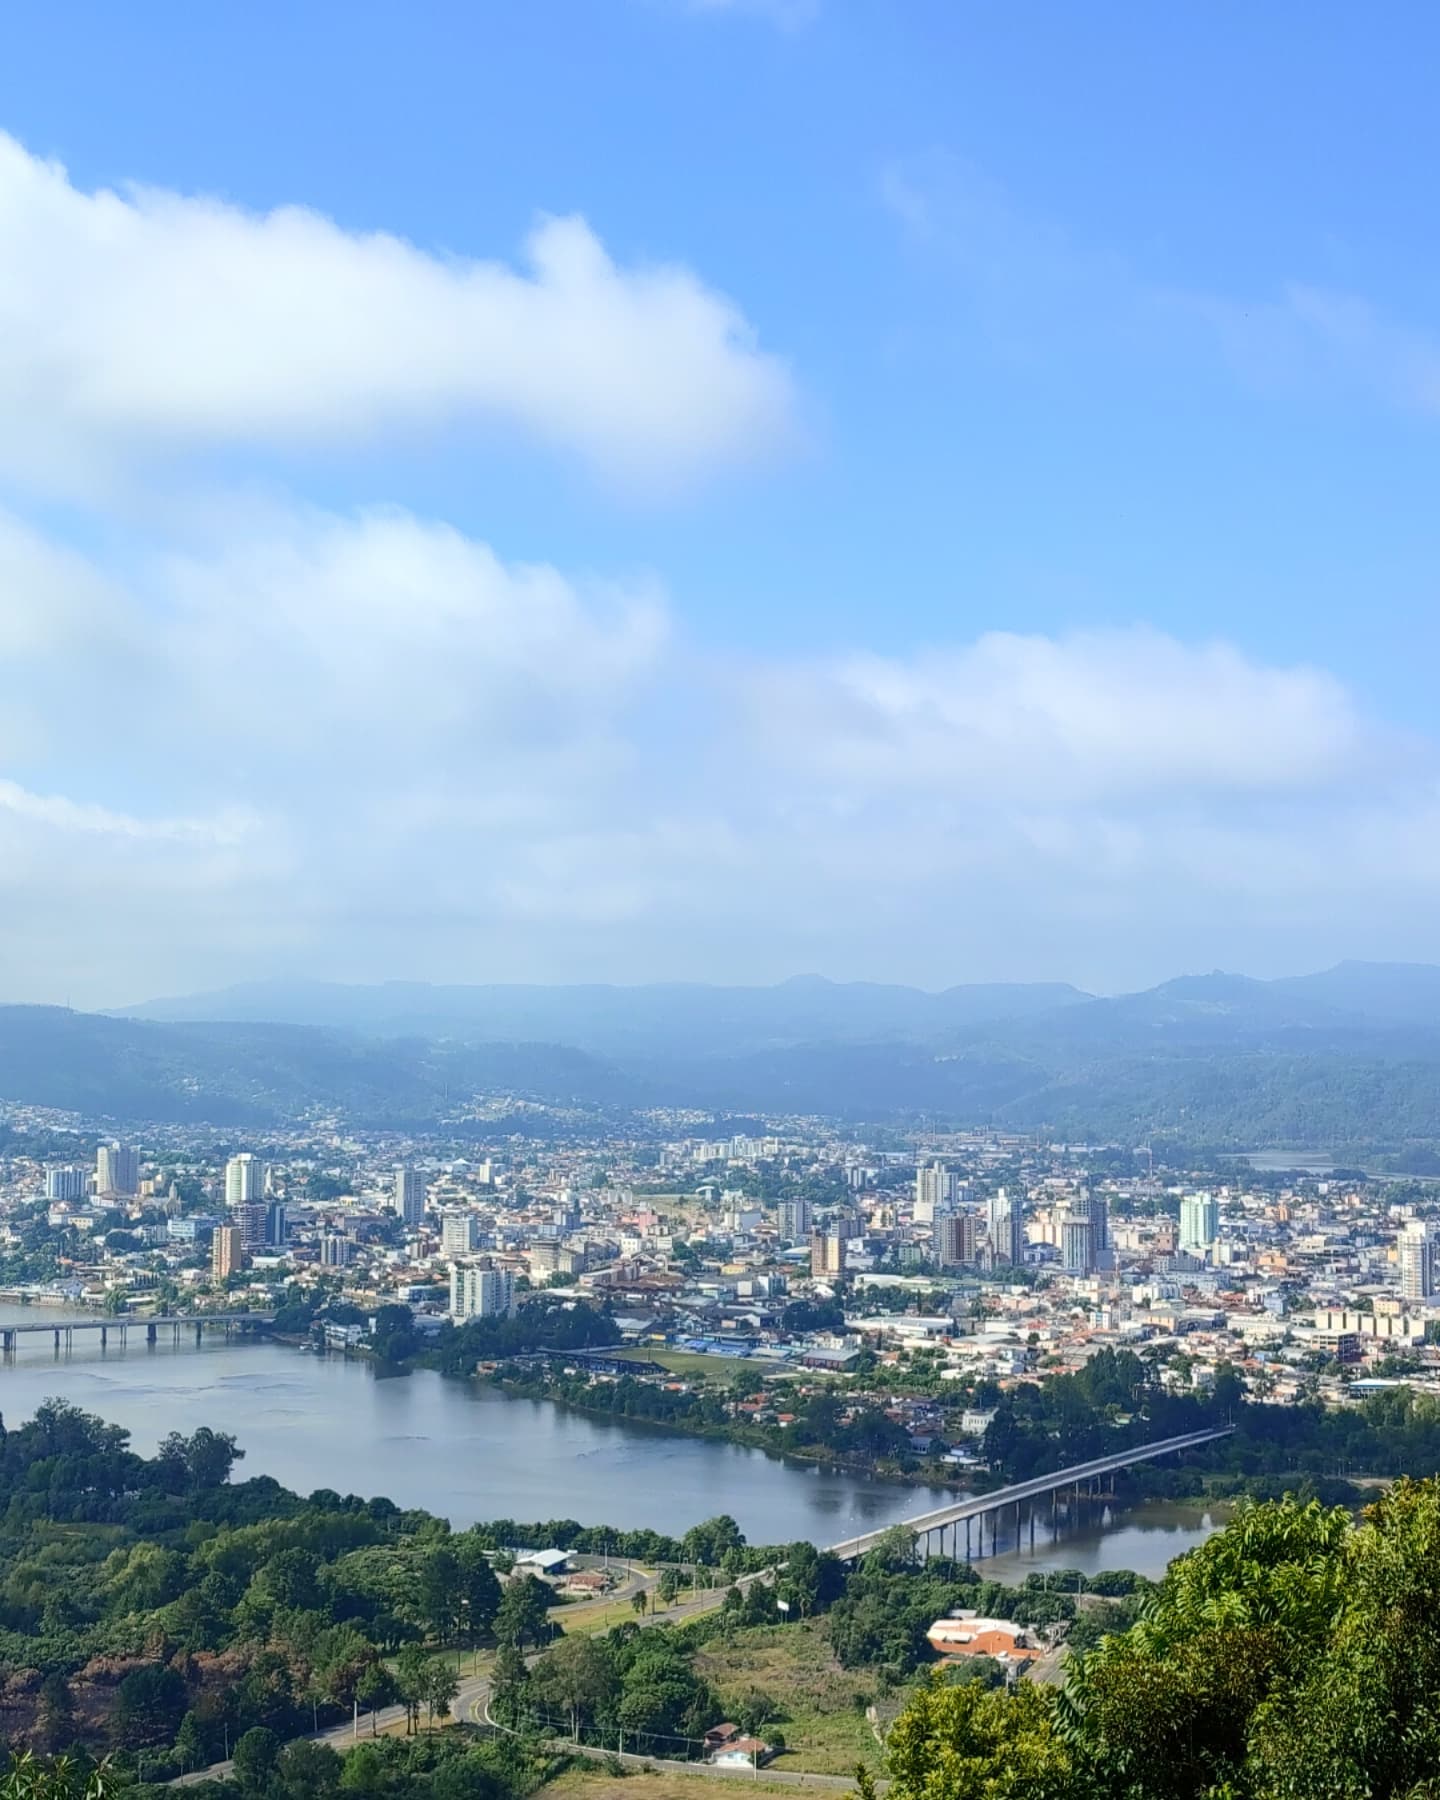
[528,1635,616,1741]
[394,1646,429,1736]
[355,1663,397,1735]
[157,1426,242,1490]
[172,1713,206,1774]
[489,1643,529,1729]
[0,1753,122,1800]
[657,1567,683,1607]
[34,1676,75,1756]
[110,1664,186,1749]
[231,1727,280,1792]
[886,1674,1073,1800]
[494,1574,556,1649]
[631,1589,649,1616]
[275,1740,341,1799]
[423,1662,461,1732]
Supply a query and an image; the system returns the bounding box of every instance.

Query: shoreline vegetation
[4,1388,1439,1800]
[267,1287,1407,1514]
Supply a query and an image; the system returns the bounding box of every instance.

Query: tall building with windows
[1061,1214,1095,1276]
[914,1162,956,1223]
[1085,1191,1110,1258]
[1179,1192,1220,1255]
[212,1225,247,1281]
[225,1153,264,1207]
[809,1229,846,1279]
[775,1198,812,1242]
[441,1211,479,1256]
[1399,1219,1436,1302]
[449,1263,515,1320]
[987,1189,1025,1265]
[96,1144,138,1196]
[265,1202,288,1247]
[935,1212,978,1268]
[319,1233,351,1268]
[394,1166,427,1226]
[44,1167,86,1202]
[229,1203,267,1249]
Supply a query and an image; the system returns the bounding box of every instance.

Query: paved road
[170,1567,773,1788]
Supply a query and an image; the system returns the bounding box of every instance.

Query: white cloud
[0,132,796,493]
[745,627,1369,802]
[4,494,1440,1000]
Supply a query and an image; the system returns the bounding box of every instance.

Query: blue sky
[2,1,1439,1004]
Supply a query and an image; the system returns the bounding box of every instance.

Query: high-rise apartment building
[212,1225,247,1281]
[96,1144,138,1196]
[1085,1192,1110,1258]
[987,1189,1025,1265]
[809,1230,846,1279]
[319,1233,351,1268]
[935,1212,978,1268]
[914,1162,956,1223]
[449,1263,515,1320]
[225,1153,264,1208]
[265,1202,288,1247]
[1179,1192,1220,1255]
[44,1167,86,1202]
[229,1203,267,1250]
[1061,1214,1095,1276]
[394,1166,426,1226]
[441,1211,480,1256]
[1399,1219,1436,1303]
[776,1198,813,1242]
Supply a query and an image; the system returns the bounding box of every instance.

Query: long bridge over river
[826,1426,1234,1561]
[0,1313,274,1354]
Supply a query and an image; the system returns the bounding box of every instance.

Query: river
[0,1305,1218,1577]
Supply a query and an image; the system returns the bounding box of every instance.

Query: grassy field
[616,1348,780,1382]
[539,1770,804,1800]
[694,1621,892,1775]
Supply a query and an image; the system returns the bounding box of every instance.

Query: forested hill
[2,960,1440,1144]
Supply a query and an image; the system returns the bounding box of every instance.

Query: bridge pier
[0,1330,11,1353]
[194,1321,203,1344]
[147,1323,157,1344]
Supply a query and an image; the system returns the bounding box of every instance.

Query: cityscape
[6,1,1440,1795]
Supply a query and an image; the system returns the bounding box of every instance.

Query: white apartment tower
[96,1144,139,1196]
[394,1166,427,1226]
[45,1167,86,1202]
[1179,1192,1221,1255]
[988,1188,1025,1265]
[441,1211,480,1256]
[1399,1219,1436,1303]
[914,1162,955,1223]
[225,1153,264,1208]
[449,1263,515,1321]
[1061,1214,1095,1276]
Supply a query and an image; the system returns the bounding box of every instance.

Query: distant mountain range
[0,962,1432,1146]
[114,974,1092,1053]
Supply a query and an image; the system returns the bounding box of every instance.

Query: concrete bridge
[0,1313,274,1354]
[826,1425,1234,1561]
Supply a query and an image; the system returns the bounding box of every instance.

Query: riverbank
[484,1368,959,1493]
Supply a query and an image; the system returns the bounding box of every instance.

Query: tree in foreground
[881,1478,1440,1800]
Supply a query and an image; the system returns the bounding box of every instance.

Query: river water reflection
[0,1306,1219,1576]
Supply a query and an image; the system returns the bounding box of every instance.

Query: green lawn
[615,1348,780,1382]
[694,1620,894,1775]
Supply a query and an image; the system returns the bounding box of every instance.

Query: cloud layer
[4,491,1436,1005]
[0,133,795,493]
